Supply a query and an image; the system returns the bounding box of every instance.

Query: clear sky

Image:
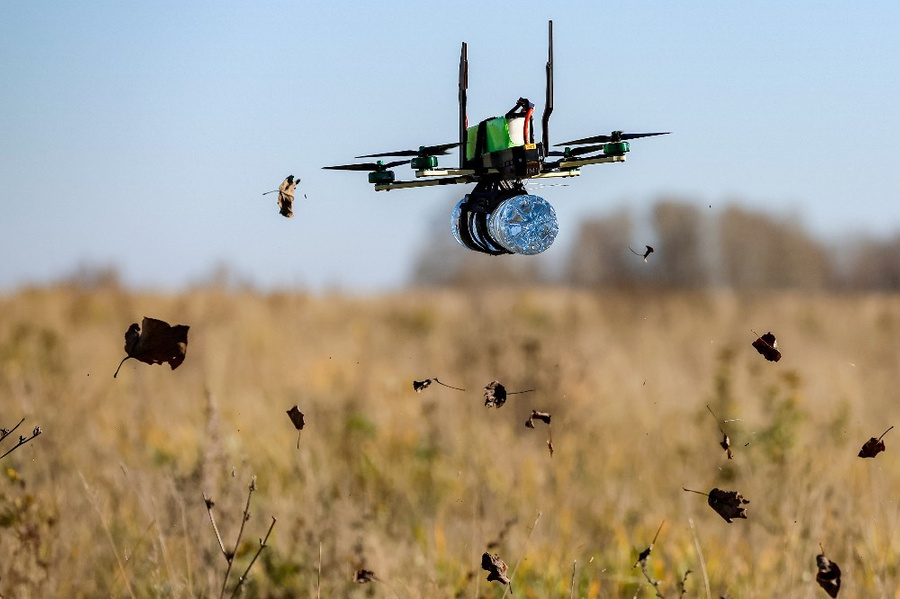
[2,2,899,293]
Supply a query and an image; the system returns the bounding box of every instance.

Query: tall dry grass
[1,285,899,597]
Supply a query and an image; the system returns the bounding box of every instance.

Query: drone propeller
[355,142,458,159]
[322,160,408,172]
[545,143,608,158]
[557,131,670,146]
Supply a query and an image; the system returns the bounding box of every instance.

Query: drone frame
[339,21,634,192]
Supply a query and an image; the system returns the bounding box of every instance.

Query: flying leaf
[525,410,554,457]
[114,317,189,378]
[484,381,533,408]
[481,552,511,588]
[707,488,749,523]
[525,410,552,427]
[633,520,665,568]
[629,245,654,262]
[858,425,893,459]
[815,548,841,597]
[354,568,376,584]
[683,487,749,523]
[484,381,508,408]
[720,433,733,460]
[413,378,465,393]
[752,331,781,362]
[707,405,733,459]
[278,175,298,218]
[286,406,305,449]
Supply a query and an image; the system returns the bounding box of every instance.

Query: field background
[2,284,900,598]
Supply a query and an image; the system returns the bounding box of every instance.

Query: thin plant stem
[0,418,25,444]
[639,560,665,599]
[433,378,465,391]
[79,472,137,599]
[501,511,542,599]
[688,518,711,599]
[219,478,257,599]
[203,493,228,558]
[113,355,131,378]
[316,541,322,599]
[181,497,195,596]
[230,516,277,599]
[569,560,577,599]
[0,426,42,460]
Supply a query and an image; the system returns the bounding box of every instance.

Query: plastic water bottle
[488,194,558,255]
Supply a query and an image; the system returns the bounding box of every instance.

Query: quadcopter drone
[324,21,668,255]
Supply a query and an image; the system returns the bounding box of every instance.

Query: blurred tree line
[411,199,900,290]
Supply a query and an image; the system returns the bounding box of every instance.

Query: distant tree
[565,209,637,288]
[410,220,546,288]
[842,233,900,290]
[652,200,711,288]
[718,205,831,290]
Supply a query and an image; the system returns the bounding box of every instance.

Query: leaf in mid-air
[277,175,298,218]
[525,410,552,427]
[815,548,841,597]
[683,487,749,523]
[286,405,306,449]
[484,381,508,408]
[484,381,533,408]
[707,488,749,523]
[525,410,554,457]
[413,378,465,393]
[720,432,733,460]
[114,317,189,378]
[858,425,893,458]
[353,568,376,584]
[752,331,781,362]
[706,405,734,459]
[481,552,511,588]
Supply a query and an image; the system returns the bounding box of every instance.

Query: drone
[324,21,668,256]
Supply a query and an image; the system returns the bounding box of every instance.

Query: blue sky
[2,2,899,292]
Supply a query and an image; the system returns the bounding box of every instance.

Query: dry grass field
[1,284,899,598]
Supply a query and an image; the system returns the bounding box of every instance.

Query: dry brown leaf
[114,317,189,378]
[752,331,781,362]
[484,381,533,408]
[815,548,841,597]
[354,568,376,584]
[629,245,654,262]
[278,175,298,218]
[484,381,508,408]
[481,552,511,588]
[413,378,465,393]
[683,487,749,523]
[706,405,734,459]
[721,432,733,460]
[525,410,554,457]
[525,410,551,427]
[286,405,305,449]
[858,425,893,459]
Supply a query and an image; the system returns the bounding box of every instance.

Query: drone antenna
[458,41,468,170]
[541,20,554,158]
